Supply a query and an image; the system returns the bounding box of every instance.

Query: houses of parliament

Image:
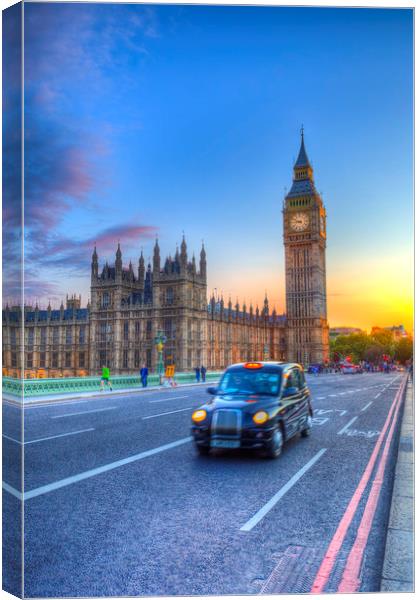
[2,133,330,378]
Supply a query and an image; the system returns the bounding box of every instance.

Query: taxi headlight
[253,410,269,425]
[192,409,207,423]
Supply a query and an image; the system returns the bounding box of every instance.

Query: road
[2,372,406,597]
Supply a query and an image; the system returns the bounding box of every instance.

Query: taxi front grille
[212,409,242,436]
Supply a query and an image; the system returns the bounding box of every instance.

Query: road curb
[3,380,212,406]
[380,377,414,592]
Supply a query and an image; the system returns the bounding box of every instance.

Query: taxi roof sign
[244,362,263,369]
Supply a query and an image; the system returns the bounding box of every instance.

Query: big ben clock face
[290,212,309,232]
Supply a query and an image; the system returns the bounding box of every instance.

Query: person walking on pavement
[200,365,207,382]
[140,363,148,388]
[195,367,200,383]
[100,365,112,391]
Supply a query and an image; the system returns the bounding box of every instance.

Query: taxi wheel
[196,444,210,456]
[265,427,283,459]
[301,415,312,437]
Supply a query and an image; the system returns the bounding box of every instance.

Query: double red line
[310,375,408,594]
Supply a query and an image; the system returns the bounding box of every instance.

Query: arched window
[166,287,174,305]
[102,292,110,308]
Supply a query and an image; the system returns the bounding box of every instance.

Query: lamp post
[154,330,167,385]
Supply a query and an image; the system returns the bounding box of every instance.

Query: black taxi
[191,361,313,458]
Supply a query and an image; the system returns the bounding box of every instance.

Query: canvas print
[2,2,414,597]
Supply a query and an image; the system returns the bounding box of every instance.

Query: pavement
[2,371,410,597]
[380,376,414,592]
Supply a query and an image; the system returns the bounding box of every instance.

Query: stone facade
[2,239,286,378]
[283,131,329,364]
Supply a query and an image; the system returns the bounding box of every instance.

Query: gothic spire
[294,126,311,168]
[153,238,160,273]
[200,241,207,279]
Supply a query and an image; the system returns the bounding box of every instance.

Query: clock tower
[283,130,329,365]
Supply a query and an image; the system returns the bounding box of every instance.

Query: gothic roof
[286,178,318,198]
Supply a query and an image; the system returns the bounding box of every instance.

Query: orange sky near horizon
[209,252,413,335]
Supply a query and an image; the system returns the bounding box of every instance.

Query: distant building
[329,327,364,340]
[371,325,408,340]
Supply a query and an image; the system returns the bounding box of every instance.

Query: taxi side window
[297,369,306,389]
[286,369,300,389]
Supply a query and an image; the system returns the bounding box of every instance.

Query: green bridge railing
[2,372,223,398]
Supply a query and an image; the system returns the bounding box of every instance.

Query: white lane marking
[24,400,88,410]
[329,394,337,397]
[240,449,327,532]
[344,429,380,438]
[51,407,116,419]
[25,428,95,445]
[149,395,189,404]
[374,390,385,399]
[142,406,195,420]
[313,417,329,426]
[337,416,358,435]
[2,482,22,500]
[3,429,95,445]
[2,434,21,444]
[317,396,326,400]
[361,401,373,412]
[3,437,193,501]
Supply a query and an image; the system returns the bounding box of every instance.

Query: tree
[370,329,395,357]
[364,344,386,365]
[394,337,413,363]
[330,333,370,363]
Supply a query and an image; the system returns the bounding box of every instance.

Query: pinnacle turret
[153,238,160,273]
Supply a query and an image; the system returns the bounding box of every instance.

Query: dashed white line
[3,437,193,501]
[338,416,358,435]
[240,449,327,532]
[149,395,189,404]
[26,428,95,444]
[51,407,116,419]
[143,406,195,420]
[2,482,22,500]
[24,400,89,410]
[361,401,373,412]
[2,434,20,444]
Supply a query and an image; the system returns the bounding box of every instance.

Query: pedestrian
[195,366,200,383]
[100,365,112,391]
[200,365,207,382]
[140,363,148,388]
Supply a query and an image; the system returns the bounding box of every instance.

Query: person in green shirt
[100,365,112,391]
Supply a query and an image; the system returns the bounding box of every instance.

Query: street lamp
[154,330,167,385]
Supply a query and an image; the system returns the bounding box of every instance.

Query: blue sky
[4,3,413,329]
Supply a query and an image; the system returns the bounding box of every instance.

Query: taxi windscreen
[218,369,281,396]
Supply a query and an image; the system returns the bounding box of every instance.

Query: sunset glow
[3,4,412,334]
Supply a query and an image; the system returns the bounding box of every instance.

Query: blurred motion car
[341,363,362,374]
[191,361,313,458]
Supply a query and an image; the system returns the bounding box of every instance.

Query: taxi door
[282,368,308,438]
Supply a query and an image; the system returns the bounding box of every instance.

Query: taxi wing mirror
[207,386,218,395]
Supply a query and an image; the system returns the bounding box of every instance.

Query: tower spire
[294,127,311,169]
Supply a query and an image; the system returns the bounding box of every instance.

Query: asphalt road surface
[2,372,407,597]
